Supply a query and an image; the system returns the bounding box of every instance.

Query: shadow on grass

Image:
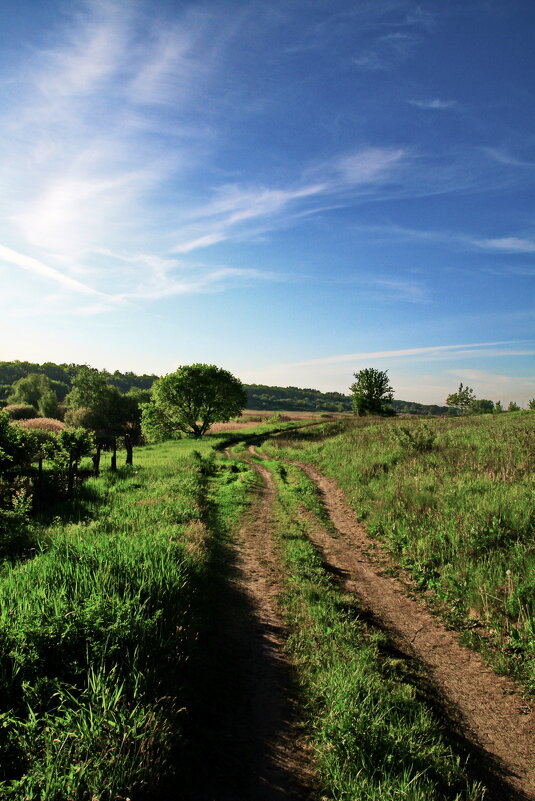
[162,468,314,801]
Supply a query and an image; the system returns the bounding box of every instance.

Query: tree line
[1,361,454,416]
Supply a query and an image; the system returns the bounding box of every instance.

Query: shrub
[3,404,36,420]
[17,418,65,433]
[391,422,437,453]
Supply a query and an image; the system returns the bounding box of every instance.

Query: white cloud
[482,148,535,169]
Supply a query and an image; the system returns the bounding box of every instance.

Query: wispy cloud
[353,223,535,257]
[470,236,535,253]
[171,146,407,253]
[274,341,525,369]
[408,98,456,109]
[483,148,535,169]
[0,244,115,299]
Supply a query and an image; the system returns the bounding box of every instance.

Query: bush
[391,422,437,453]
[3,404,36,420]
[16,418,65,433]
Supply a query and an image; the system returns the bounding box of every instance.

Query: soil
[223,457,317,799]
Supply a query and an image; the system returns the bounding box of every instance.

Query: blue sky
[0,0,534,404]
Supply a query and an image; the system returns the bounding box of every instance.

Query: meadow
[0,411,532,798]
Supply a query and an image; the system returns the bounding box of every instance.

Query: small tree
[470,399,494,415]
[350,368,394,416]
[445,383,476,415]
[56,428,94,498]
[507,401,520,412]
[528,399,535,411]
[142,364,247,439]
[494,400,503,413]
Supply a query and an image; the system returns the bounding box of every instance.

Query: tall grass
[262,413,535,691]
[0,440,218,799]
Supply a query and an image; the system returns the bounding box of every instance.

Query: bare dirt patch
[290,458,535,800]
[225,457,317,799]
[208,411,330,433]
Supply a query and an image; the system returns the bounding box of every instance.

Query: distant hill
[245,383,450,415]
[0,361,450,415]
[0,361,157,404]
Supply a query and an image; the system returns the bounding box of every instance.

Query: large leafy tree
[350,368,394,416]
[142,364,247,439]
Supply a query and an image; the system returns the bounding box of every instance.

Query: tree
[470,399,494,415]
[528,399,535,411]
[142,364,247,439]
[350,368,394,416]
[56,428,94,498]
[494,400,503,413]
[507,401,520,412]
[65,368,141,472]
[445,383,476,415]
[8,373,54,410]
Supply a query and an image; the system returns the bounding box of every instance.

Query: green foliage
[65,366,110,413]
[245,383,352,412]
[0,412,36,475]
[144,364,247,439]
[471,399,494,415]
[528,399,535,411]
[37,390,59,419]
[508,401,521,412]
[56,427,94,463]
[7,373,54,409]
[391,422,437,452]
[446,383,476,414]
[350,368,394,416]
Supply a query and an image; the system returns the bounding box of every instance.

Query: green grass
[263,458,485,801]
[261,412,535,692]
[0,439,223,799]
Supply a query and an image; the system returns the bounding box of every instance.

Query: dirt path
[199,451,316,800]
[251,450,534,800]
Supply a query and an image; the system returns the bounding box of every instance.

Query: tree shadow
[160,482,315,801]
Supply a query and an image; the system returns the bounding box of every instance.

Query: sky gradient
[1,0,534,404]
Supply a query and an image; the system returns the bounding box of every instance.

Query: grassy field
[1,411,532,798]
[261,412,535,692]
